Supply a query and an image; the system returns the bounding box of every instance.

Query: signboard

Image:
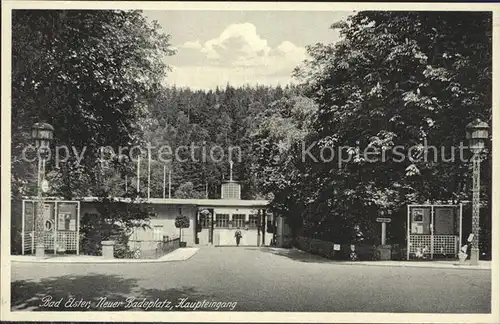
[412,224,424,234]
[24,201,35,232]
[44,219,54,231]
[58,203,78,231]
[69,219,76,231]
[43,203,54,222]
[333,244,341,251]
[376,217,391,223]
[435,208,454,235]
[412,209,424,222]
[467,233,474,242]
[410,207,431,234]
[41,179,50,193]
[57,212,73,231]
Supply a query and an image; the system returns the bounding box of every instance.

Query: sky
[143,10,353,90]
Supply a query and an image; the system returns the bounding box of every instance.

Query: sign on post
[41,179,50,193]
[376,218,391,246]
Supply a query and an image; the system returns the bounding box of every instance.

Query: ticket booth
[407,204,462,260]
[22,200,80,255]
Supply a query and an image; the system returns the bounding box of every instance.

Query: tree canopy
[12,9,175,199]
[276,11,492,242]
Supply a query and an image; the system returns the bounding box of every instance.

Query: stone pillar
[101,240,115,259]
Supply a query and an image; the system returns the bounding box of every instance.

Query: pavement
[10,246,490,269]
[10,247,199,263]
[339,259,491,270]
[266,247,492,270]
[10,246,492,313]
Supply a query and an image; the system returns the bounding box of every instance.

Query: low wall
[296,237,338,259]
[296,237,378,260]
[295,237,407,260]
[123,238,180,259]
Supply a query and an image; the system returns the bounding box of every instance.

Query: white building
[80,180,274,247]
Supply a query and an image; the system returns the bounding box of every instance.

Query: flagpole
[136,155,140,194]
[147,149,151,199]
[163,165,166,199]
[168,170,172,198]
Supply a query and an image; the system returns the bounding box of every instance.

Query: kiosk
[407,204,462,260]
[22,199,80,255]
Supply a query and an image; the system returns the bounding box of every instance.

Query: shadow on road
[11,274,220,311]
[256,247,334,263]
[11,273,138,311]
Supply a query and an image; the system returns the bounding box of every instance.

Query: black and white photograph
[1,1,498,323]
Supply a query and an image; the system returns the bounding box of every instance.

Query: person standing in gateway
[235,227,242,246]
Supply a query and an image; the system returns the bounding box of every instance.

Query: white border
[1,1,499,323]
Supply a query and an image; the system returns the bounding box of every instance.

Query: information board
[24,201,35,232]
[434,207,454,235]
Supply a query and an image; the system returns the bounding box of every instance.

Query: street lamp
[466,118,489,265]
[31,122,54,258]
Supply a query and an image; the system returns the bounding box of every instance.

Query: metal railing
[126,236,180,259]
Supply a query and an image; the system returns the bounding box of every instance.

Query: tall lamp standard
[465,119,489,265]
[31,122,54,258]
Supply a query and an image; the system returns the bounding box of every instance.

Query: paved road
[11,247,491,312]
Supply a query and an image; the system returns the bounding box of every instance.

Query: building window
[222,182,241,200]
[232,214,245,228]
[215,214,229,228]
[199,214,210,228]
[249,214,258,229]
[153,225,163,241]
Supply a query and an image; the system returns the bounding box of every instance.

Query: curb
[334,261,491,270]
[283,247,491,270]
[10,248,199,264]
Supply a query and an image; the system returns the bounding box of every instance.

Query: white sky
[143,10,352,90]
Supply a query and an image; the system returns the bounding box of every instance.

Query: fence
[126,236,180,259]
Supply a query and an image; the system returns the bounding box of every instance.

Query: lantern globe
[466,119,489,154]
[31,122,54,147]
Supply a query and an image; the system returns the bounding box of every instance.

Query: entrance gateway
[195,207,274,246]
[407,204,463,260]
[194,177,275,247]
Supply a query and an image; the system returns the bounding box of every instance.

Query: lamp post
[466,119,489,265]
[31,122,54,258]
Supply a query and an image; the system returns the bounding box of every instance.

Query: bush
[175,215,190,228]
[112,232,130,259]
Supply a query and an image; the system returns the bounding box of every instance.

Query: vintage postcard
[1,1,498,323]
